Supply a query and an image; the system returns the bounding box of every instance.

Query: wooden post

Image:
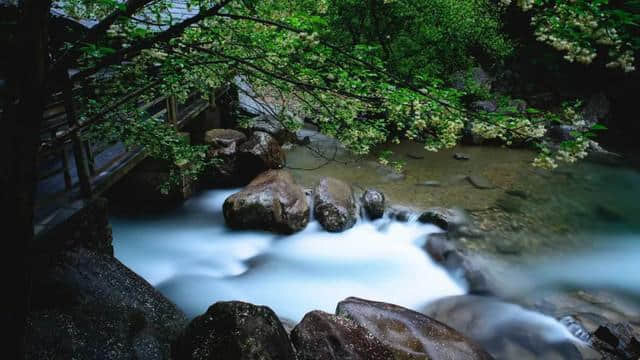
[166,95,178,125]
[61,144,73,190]
[63,73,92,197]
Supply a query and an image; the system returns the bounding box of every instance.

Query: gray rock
[471,100,497,113]
[467,175,495,190]
[418,207,469,231]
[387,205,416,222]
[174,301,296,360]
[422,296,588,360]
[204,128,247,148]
[582,92,610,127]
[454,153,471,160]
[416,180,442,187]
[237,131,285,182]
[336,297,494,360]
[223,170,310,234]
[451,67,493,92]
[314,177,357,232]
[593,322,640,359]
[548,125,577,142]
[249,114,296,144]
[291,310,393,360]
[362,189,385,220]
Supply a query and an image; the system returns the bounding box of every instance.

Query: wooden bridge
[34,79,236,238]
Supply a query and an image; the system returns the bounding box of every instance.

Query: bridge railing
[35,75,225,213]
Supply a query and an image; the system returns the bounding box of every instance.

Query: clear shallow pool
[111,189,464,321]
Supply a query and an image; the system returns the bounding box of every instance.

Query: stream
[111,129,640,359]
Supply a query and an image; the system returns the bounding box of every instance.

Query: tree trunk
[0,0,52,358]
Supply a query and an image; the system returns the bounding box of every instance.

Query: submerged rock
[336,297,494,360]
[237,131,285,181]
[223,170,310,234]
[291,310,393,360]
[387,205,416,222]
[361,189,385,220]
[467,175,495,190]
[314,177,357,232]
[422,296,590,360]
[454,153,471,160]
[174,301,296,360]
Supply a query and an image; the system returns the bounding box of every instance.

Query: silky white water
[111,189,465,321]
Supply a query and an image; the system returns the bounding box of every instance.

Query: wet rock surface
[204,128,247,148]
[421,295,592,360]
[27,248,188,359]
[248,114,296,144]
[174,301,296,360]
[223,170,310,234]
[237,131,285,181]
[291,310,393,360]
[361,189,385,220]
[336,297,494,360]
[314,177,357,232]
[418,207,469,231]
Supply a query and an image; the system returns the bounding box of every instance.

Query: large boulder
[27,248,188,359]
[174,301,296,360]
[361,189,385,220]
[336,297,494,360]
[313,177,358,232]
[203,129,247,187]
[291,310,393,360]
[238,131,285,182]
[223,170,310,234]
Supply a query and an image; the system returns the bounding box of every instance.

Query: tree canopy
[48,0,639,187]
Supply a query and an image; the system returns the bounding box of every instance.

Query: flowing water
[111,189,464,321]
[111,129,640,358]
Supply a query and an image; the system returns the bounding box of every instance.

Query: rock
[505,189,528,199]
[418,207,469,231]
[387,205,416,222]
[314,177,357,232]
[416,180,442,187]
[203,128,247,148]
[582,92,610,127]
[461,124,485,146]
[422,237,491,294]
[471,100,497,113]
[451,67,493,92]
[237,131,285,182]
[223,170,310,234]
[336,297,494,360]
[362,189,385,220]
[496,197,523,214]
[291,310,393,360]
[406,152,425,159]
[548,124,577,142]
[593,322,640,359]
[27,248,188,359]
[454,153,471,160]
[424,232,455,263]
[422,296,589,360]
[508,99,527,113]
[174,301,296,360]
[206,142,241,187]
[248,114,296,144]
[466,175,495,190]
